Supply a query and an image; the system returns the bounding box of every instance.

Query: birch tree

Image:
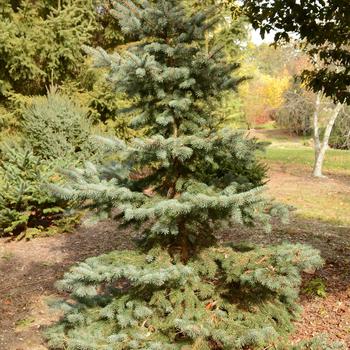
[276,85,345,177]
[312,92,344,177]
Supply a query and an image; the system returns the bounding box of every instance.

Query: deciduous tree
[243,0,350,104]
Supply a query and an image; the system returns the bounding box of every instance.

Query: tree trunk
[312,92,343,177]
[312,92,323,177]
[175,220,190,263]
[313,145,327,178]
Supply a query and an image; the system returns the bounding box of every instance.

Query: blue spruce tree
[45,1,334,349]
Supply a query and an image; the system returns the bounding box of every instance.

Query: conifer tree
[0,0,134,136]
[46,2,328,349]
[22,89,97,163]
[0,90,97,238]
[0,143,68,237]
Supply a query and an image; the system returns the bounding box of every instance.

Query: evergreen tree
[0,0,94,97]
[0,90,97,238]
[0,0,139,139]
[46,2,328,349]
[21,89,98,163]
[0,143,68,238]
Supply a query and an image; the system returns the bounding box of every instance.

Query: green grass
[261,146,350,173]
[254,121,276,130]
[254,129,350,226]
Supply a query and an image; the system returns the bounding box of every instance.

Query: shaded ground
[1,164,350,349]
[0,220,136,350]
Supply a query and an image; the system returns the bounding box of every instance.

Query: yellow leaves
[238,72,291,126]
[260,73,290,109]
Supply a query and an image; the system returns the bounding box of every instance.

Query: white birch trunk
[312,93,343,177]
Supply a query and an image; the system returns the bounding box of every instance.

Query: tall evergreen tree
[46,2,328,349]
[0,0,94,97]
[0,0,132,136]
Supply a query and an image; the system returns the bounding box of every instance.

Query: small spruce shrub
[0,91,97,238]
[22,89,98,163]
[0,143,73,238]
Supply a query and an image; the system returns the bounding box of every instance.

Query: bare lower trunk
[176,220,190,263]
[312,92,322,177]
[313,146,327,177]
[312,92,343,178]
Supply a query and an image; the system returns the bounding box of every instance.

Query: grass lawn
[262,147,350,174]
[254,129,350,225]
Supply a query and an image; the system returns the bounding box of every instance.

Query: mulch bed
[0,215,349,349]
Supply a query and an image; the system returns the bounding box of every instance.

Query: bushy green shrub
[0,143,72,238]
[0,90,97,238]
[0,1,93,98]
[22,89,97,162]
[0,0,128,135]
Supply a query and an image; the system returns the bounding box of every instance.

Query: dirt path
[0,169,349,349]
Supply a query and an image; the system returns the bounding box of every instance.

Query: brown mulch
[0,214,349,348]
[0,219,136,350]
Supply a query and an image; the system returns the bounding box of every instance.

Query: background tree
[239,71,290,127]
[328,106,350,150]
[45,2,326,349]
[312,92,344,177]
[237,43,302,128]
[275,82,314,136]
[0,0,130,136]
[0,1,94,97]
[275,78,347,177]
[242,0,350,104]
